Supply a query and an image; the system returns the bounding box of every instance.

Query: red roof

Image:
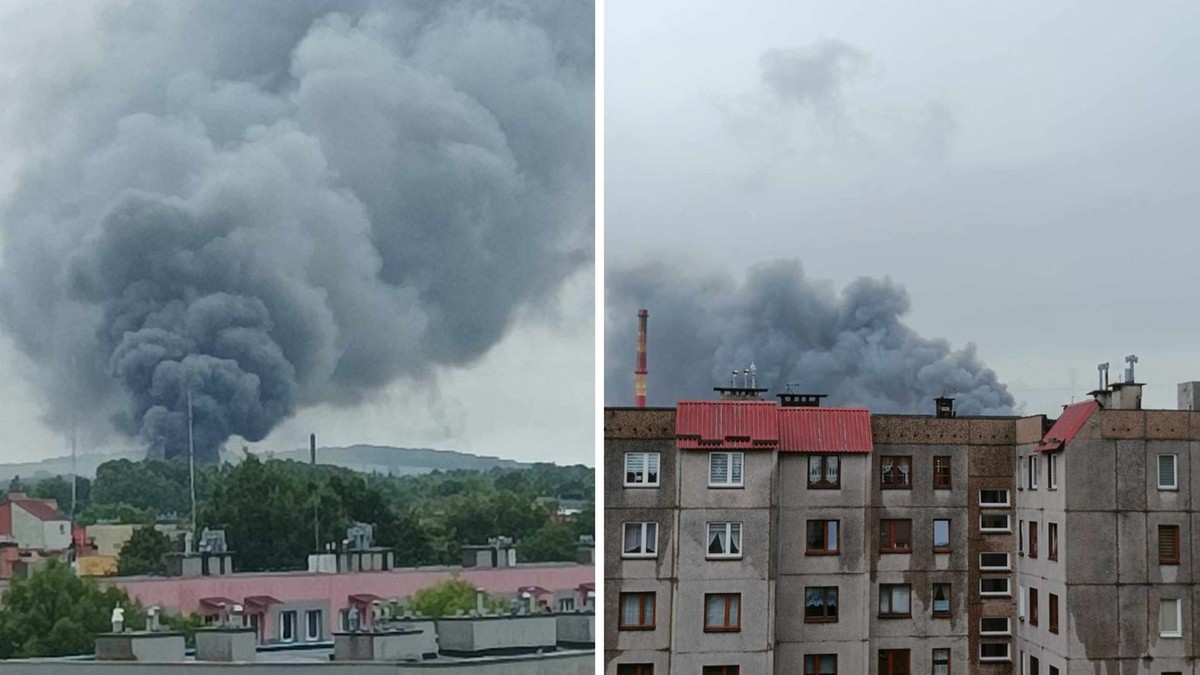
[1036,400,1099,452]
[778,407,873,453]
[10,499,67,522]
[348,593,383,605]
[244,595,282,607]
[676,401,779,450]
[199,596,238,609]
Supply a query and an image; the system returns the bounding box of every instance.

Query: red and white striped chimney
[635,309,648,407]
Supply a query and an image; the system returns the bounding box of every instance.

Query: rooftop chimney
[1179,382,1200,411]
[934,396,956,418]
[777,385,827,408]
[635,309,648,407]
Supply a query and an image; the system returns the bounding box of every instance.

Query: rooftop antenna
[188,388,197,545]
[1097,362,1109,390]
[1124,354,1138,383]
[731,370,738,387]
[742,368,750,389]
[749,362,757,389]
[311,433,319,552]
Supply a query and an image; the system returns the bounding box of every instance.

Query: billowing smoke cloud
[759,40,876,117]
[0,1,592,462]
[606,259,1015,415]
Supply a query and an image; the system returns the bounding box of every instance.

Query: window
[1160,598,1182,637]
[1028,521,1038,559]
[1049,593,1059,634]
[702,668,738,675]
[808,455,840,489]
[1018,456,1025,489]
[932,648,950,675]
[980,552,1011,571]
[980,577,1011,596]
[1050,668,1060,675]
[804,587,839,623]
[980,616,1012,635]
[623,522,658,558]
[979,489,1010,507]
[339,609,349,632]
[979,642,1010,661]
[1048,522,1058,561]
[1158,454,1178,490]
[618,592,655,630]
[1018,584,1025,619]
[878,649,910,675]
[933,519,951,552]
[1048,454,1058,489]
[624,452,660,487]
[881,456,912,488]
[806,520,839,555]
[804,655,837,675]
[980,513,1011,533]
[1018,519,1023,553]
[617,666,653,675]
[1159,524,1180,564]
[879,584,912,617]
[931,583,951,617]
[1029,588,1039,627]
[880,519,913,553]
[933,456,952,489]
[707,522,742,559]
[709,452,744,487]
[1029,655,1040,675]
[279,611,296,643]
[305,610,321,641]
[558,598,575,612]
[1029,455,1039,489]
[703,593,740,632]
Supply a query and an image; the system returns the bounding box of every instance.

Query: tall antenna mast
[188,388,197,541]
[311,433,319,552]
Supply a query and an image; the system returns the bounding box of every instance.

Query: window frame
[1048,453,1058,489]
[807,455,841,489]
[880,455,913,490]
[979,488,1010,507]
[1158,454,1179,490]
[979,576,1012,597]
[708,451,745,488]
[979,552,1011,571]
[878,649,911,675]
[279,610,297,643]
[878,584,912,618]
[622,521,659,559]
[1028,521,1038,559]
[806,519,840,556]
[1029,587,1039,627]
[980,513,1011,533]
[1159,524,1181,565]
[880,519,913,553]
[305,609,321,642]
[706,522,743,560]
[932,647,951,675]
[1049,593,1059,634]
[933,456,952,490]
[803,586,839,624]
[1048,522,1058,561]
[624,452,661,488]
[1029,454,1039,489]
[617,665,654,675]
[703,593,741,633]
[979,616,1012,636]
[1160,598,1182,638]
[702,667,739,675]
[931,582,952,618]
[803,654,838,675]
[933,519,952,553]
[618,592,656,631]
[979,642,1011,662]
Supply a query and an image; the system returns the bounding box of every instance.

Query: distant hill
[0,445,532,482]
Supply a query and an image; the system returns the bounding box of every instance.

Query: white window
[980,576,1011,597]
[339,609,349,632]
[305,610,321,641]
[980,616,1012,635]
[709,452,744,487]
[279,610,297,643]
[1048,454,1058,489]
[1018,585,1026,619]
[622,522,658,558]
[1029,455,1039,489]
[1158,454,1178,490]
[706,522,742,559]
[558,597,576,612]
[979,489,1010,507]
[1160,598,1182,637]
[980,513,1011,533]
[1018,456,1025,489]
[980,552,1011,571]
[979,642,1011,661]
[624,452,660,487]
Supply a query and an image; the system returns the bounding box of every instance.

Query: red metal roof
[778,407,873,453]
[10,499,67,522]
[1036,400,1099,452]
[675,401,779,450]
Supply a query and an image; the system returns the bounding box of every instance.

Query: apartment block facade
[605,381,1200,675]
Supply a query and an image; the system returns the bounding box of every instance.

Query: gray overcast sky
[606,0,1200,416]
[0,0,593,466]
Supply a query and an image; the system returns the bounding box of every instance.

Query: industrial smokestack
[635,309,649,407]
[310,433,316,466]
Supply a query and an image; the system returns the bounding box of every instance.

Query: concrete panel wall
[676,508,771,581]
[605,579,672,653]
[671,579,770,655]
[677,450,774,510]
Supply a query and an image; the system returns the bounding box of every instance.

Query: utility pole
[188,389,197,545]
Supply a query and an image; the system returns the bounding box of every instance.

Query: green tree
[410,578,480,617]
[117,527,174,576]
[518,521,579,562]
[161,612,207,647]
[0,559,144,658]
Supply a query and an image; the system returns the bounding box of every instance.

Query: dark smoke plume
[605,259,1015,415]
[0,1,593,462]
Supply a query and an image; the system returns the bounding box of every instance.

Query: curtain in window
[624,524,642,554]
[644,523,657,554]
[809,456,822,483]
[705,595,724,627]
[708,525,726,555]
[727,595,739,626]
[890,587,910,614]
[1160,599,1179,634]
[728,523,741,555]
[933,585,949,613]
[730,453,743,484]
[646,453,659,483]
[825,589,837,617]
[805,588,824,613]
[626,453,643,483]
[710,453,728,483]
[881,457,894,482]
[826,455,838,482]
[806,522,822,550]
[897,460,910,484]
[827,521,838,550]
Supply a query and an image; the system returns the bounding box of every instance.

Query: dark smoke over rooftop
[605,259,1015,415]
[0,1,593,462]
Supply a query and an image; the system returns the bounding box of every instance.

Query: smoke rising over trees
[0,1,593,462]
[606,259,1016,415]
